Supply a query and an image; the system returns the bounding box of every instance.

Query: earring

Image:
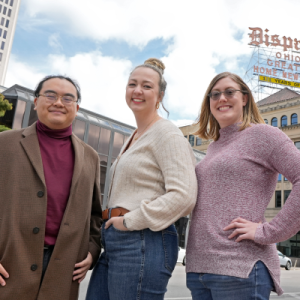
[156,102,160,109]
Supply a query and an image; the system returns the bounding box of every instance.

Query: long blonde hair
[194,72,264,141]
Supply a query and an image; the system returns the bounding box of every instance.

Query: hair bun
[144,58,165,74]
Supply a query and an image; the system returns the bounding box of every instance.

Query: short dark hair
[34,75,82,104]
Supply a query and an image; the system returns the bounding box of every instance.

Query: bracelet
[123,218,128,228]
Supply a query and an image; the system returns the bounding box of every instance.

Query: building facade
[0,0,21,85]
[179,87,300,262]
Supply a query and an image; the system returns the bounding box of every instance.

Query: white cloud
[10,0,300,125]
[48,33,63,51]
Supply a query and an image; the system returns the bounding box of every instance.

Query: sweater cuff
[254,223,272,245]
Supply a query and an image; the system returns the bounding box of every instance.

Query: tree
[0,93,12,117]
[0,93,12,132]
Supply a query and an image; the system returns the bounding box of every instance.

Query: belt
[44,245,54,250]
[103,207,129,221]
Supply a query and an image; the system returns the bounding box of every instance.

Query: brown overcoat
[0,123,102,300]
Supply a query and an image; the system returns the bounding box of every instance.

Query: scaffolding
[244,44,300,101]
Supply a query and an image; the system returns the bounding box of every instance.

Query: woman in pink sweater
[186,72,300,299]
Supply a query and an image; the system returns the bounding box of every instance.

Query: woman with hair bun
[86,58,197,300]
[186,72,300,299]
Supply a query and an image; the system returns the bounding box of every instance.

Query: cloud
[11,0,300,126]
[6,52,137,126]
[48,33,63,51]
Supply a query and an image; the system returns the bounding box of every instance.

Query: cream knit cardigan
[107,118,197,231]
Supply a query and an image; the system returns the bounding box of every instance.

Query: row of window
[185,135,202,147]
[0,0,14,7]
[0,4,12,16]
[265,114,298,127]
[275,190,291,208]
[0,17,9,28]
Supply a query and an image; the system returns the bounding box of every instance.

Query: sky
[5,0,300,127]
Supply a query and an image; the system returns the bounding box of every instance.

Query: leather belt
[44,245,54,250]
[103,207,129,220]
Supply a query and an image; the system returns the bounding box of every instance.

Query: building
[0,0,21,85]
[0,83,205,249]
[179,87,300,263]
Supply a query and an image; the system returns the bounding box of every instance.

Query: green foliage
[0,93,13,117]
[0,125,11,132]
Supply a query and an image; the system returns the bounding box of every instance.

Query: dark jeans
[86,222,178,300]
[41,246,54,284]
[186,261,274,300]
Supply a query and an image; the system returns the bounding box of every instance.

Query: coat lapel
[20,123,45,186]
[70,134,84,191]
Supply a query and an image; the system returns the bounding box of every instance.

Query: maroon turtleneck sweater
[36,120,75,245]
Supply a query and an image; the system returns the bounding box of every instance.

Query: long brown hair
[194,72,264,141]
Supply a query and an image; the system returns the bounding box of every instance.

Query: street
[79,265,300,300]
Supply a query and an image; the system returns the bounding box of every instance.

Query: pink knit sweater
[186,123,300,295]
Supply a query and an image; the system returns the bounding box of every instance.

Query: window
[7,8,11,17]
[5,19,9,28]
[1,17,4,26]
[0,5,2,13]
[295,142,300,151]
[3,30,7,39]
[9,0,13,6]
[72,119,86,141]
[189,135,194,147]
[98,127,111,157]
[112,132,124,158]
[5,0,8,4]
[0,53,2,62]
[284,177,288,181]
[291,113,298,125]
[87,124,100,151]
[0,28,2,37]
[284,190,291,203]
[275,191,281,208]
[12,100,26,129]
[1,41,4,50]
[271,117,278,127]
[278,174,282,182]
[281,115,287,127]
[196,137,202,146]
[264,119,268,124]
[3,6,6,14]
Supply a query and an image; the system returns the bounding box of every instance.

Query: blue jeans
[186,261,274,300]
[86,222,178,300]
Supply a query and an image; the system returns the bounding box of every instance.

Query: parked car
[178,247,186,265]
[278,250,292,270]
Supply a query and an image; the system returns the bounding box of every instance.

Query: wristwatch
[123,218,128,228]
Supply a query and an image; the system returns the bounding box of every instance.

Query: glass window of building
[295,141,300,150]
[284,190,291,203]
[5,0,8,4]
[12,100,26,129]
[28,103,38,126]
[5,19,9,28]
[196,137,202,146]
[72,119,86,141]
[1,17,4,25]
[189,135,195,147]
[3,6,6,14]
[1,41,4,50]
[3,30,7,39]
[291,113,298,125]
[112,132,124,159]
[87,124,100,151]
[98,127,111,160]
[271,117,277,127]
[264,119,268,124]
[0,53,2,62]
[0,28,2,37]
[281,115,287,127]
[278,174,282,182]
[275,191,281,208]
[0,5,2,13]
[9,0,13,6]
[7,8,11,17]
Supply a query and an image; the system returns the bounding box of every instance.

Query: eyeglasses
[39,92,77,105]
[208,89,248,101]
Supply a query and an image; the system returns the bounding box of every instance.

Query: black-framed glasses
[208,89,248,101]
[39,92,77,105]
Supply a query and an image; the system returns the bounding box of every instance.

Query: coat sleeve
[254,130,300,245]
[88,155,103,268]
[123,133,197,231]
